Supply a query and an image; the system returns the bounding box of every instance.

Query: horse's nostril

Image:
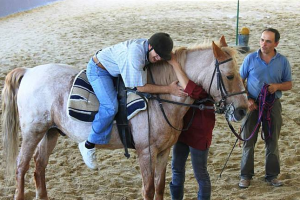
[239,109,247,117]
[234,108,247,121]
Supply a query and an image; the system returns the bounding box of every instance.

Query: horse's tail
[1,67,27,176]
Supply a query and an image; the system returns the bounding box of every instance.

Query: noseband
[208,58,247,114]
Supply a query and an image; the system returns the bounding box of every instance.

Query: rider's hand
[169,81,188,97]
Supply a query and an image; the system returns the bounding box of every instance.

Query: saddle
[67,70,148,157]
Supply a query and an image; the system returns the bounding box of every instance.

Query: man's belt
[92,55,106,70]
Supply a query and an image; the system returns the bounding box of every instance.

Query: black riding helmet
[148,32,173,60]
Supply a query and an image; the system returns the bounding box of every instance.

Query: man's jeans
[240,99,282,181]
[170,141,211,200]
[86,58,118,144]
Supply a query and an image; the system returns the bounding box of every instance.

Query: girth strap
[115,75,135,158]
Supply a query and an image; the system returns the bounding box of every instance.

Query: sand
[0,0,300,199]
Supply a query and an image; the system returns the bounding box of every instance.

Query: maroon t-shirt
[177,80,216,150]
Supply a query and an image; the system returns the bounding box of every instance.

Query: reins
[151,65,219,131]
[218,112,249,179]
[129,56,247,132]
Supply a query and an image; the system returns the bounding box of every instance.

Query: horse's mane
[149,41,238,86]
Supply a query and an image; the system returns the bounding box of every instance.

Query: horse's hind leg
[15,131,46,200]
[34,129,59,200]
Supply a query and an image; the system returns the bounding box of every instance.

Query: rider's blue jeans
[170,141,211,200]
[86,58,118,144]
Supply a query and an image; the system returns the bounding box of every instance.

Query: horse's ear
[220,35,228,47]
[212,41,229,62]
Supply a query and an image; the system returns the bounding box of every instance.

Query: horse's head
[208,36,248,122]
[150,36,248,122]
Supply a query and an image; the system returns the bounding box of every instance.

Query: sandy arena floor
[0,0,300,199]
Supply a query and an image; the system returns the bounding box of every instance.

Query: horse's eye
[227,75,234,80]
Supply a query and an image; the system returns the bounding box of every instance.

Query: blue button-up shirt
[240,49,292,99]
[96,39,149,87]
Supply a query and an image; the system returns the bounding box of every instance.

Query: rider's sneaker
[78,141,97,170]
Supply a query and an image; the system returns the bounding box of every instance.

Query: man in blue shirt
[79,33,186,169]
[239,28,292,188]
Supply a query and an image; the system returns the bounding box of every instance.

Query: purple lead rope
[247,83,275,141]
[227,83,276,142]
[258,83,276,140]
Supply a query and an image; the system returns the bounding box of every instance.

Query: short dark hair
[148,33,173,60]
[263,28,280,42]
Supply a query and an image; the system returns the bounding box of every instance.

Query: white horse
[2,36,248,200]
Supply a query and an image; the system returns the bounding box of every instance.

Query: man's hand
[248,98,257,111]
[169,81,188,97]
[268,81,292,94]
[268,84,278,94]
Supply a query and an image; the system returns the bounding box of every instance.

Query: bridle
[208,57,247,115]
[208,57,250,142]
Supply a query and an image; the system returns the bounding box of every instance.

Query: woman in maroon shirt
[168,55,216,200]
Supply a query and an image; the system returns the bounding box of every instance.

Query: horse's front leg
[137,148,157,200]
[154,148,171,200]
[34,129,59,200]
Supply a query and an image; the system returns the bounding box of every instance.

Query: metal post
[236,0,239,45]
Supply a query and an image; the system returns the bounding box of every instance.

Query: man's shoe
[239,178,250,188]
[78,141,97,170]
[266,178,283,187]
